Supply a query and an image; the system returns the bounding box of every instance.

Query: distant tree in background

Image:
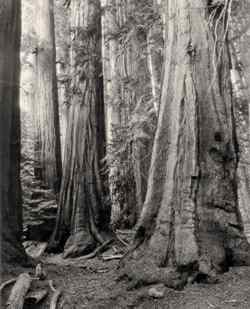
[34,0,62,193]
[102,0,163,228]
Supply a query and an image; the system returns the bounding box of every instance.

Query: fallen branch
[7,273,32,309]
[102,254,123,261]
[116,234,129,247]
[0,278,17,293]
[49,280,62,309]
[116,229,135,235]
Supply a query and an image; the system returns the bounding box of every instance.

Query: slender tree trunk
[146,1,164,113]
[101,0,122,226]
[55,1,71,161]
[123,0,250,287]
[0,0,27,266]
[34,0,62,193]
[48,0,111,257]
[57,59,70,161]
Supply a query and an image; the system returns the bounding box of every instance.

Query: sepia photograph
[1,0,250,308]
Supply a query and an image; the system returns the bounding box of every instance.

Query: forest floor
[2,250,250,309]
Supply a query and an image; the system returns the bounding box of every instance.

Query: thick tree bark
[48,0,111,257]
[229,3,250,241]
[0,1,27,266]
[34,0,62,193]
[123,0,250,286]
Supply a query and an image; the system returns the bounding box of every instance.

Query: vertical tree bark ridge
[229,11,250,242]
[48,0,111,257]
[34,0,62,192]
[101,0,123,226]
[123,0,250,286]
[146,2,163,113]
[0,0,28,266]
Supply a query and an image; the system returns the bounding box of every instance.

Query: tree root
[1,265,65,309]
[118,237,250,291]
[62,231,96,259]
[49,280,62,309]
[118,257,188,290]
[73,239,113,260]
[63,235,114,261]
[116,234,129,247]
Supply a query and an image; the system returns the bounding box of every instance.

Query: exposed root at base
[118,241,250,290]
[1,264,66,309]
[49,280,62,309]
[118,258,188,290]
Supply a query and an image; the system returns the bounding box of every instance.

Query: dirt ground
[2,252,250,309]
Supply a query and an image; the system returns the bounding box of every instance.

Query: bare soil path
[2,255,250,308]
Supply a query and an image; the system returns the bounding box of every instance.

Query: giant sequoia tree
[34,0,62,192]
[0,1,27,265]
[48,0,110,257]
[122,0,250,287]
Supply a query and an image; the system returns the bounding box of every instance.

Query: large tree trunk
[123,0,250,286]
[0,0,28,266]
[48,0,111,257]
[34,0,62,193]
[229,2,250,241]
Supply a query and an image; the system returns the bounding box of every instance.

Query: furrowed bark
[0,0,28,266]
[229,3,250,241]
[123,0,250,287]
[48,0,111,257]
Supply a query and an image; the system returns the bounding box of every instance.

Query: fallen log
[6,273,32,309]
[0,278,16,293]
